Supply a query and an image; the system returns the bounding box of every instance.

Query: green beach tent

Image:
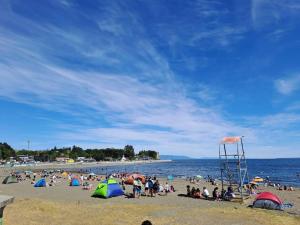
[2,175,18,184]
[92,179,124,198]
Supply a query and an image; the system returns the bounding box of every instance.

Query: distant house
[56,157,68,163]
[77,157,86,162]
[17,155,34,162]
[83,158,96,163]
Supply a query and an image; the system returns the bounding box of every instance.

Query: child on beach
[194,188,201,198]
[202,187,209,199]
[191,187,196,196]
[213,187,221,200]
[164,182,170,195]
[186,185,191,197]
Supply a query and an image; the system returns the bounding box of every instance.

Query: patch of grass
[4,198,300,225]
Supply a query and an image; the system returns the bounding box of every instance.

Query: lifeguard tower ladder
[219,136,250,201]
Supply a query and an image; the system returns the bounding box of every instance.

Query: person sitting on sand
[211,179,217,186]
[220,189,226,198]
[159,184,164,192]
[164,182,170,195]
[202,187,209,199]
[170,185,175,192]
[187,185,191,197]
[288,186,295,191]
[191,187,196,196]
[213,187,221,200]
[224,186,236,200]
[194,188,201,198]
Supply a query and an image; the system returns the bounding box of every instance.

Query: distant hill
[160,155,192,160]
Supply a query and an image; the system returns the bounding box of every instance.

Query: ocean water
[80,158,300,187]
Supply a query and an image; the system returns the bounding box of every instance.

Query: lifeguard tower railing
[219,136,250,201]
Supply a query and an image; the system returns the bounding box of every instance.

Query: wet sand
[0,169,300,225]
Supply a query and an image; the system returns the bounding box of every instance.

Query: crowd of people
[119,175,176,198]
[186,184,238,201]
[5,170,297,202]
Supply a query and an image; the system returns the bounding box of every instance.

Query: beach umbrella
[88,172,96,176]
[252,176,264,183]
[62,172,68,177]
[167,175,174,181]
[124,173,145,185]
[196,175,202,179]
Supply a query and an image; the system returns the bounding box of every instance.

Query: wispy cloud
[251,0,300,29]
[0,0,254,157]
[275,74,300,95]
[190,26,245,47]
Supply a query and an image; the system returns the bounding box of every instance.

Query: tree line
[0,142,159,162]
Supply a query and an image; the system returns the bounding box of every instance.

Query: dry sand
[0,169,300,225]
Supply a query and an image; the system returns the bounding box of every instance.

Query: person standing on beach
[144,177,149,196]
[148,177,154,197]
[80,174,84,185]
[136,178,142,198]
[133,178,138,198]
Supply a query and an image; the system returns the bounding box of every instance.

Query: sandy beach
[0,167,299,225]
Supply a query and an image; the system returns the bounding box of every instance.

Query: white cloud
[275,74,300,95]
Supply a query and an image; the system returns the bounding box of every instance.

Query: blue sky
[1,0,300,158]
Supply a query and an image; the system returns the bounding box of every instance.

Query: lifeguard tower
[219,136,250,201]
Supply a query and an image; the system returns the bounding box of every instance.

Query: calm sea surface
[79,158,300,187]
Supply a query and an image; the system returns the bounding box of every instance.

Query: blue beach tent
[34,178,46,187]
[70,178,80,186]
